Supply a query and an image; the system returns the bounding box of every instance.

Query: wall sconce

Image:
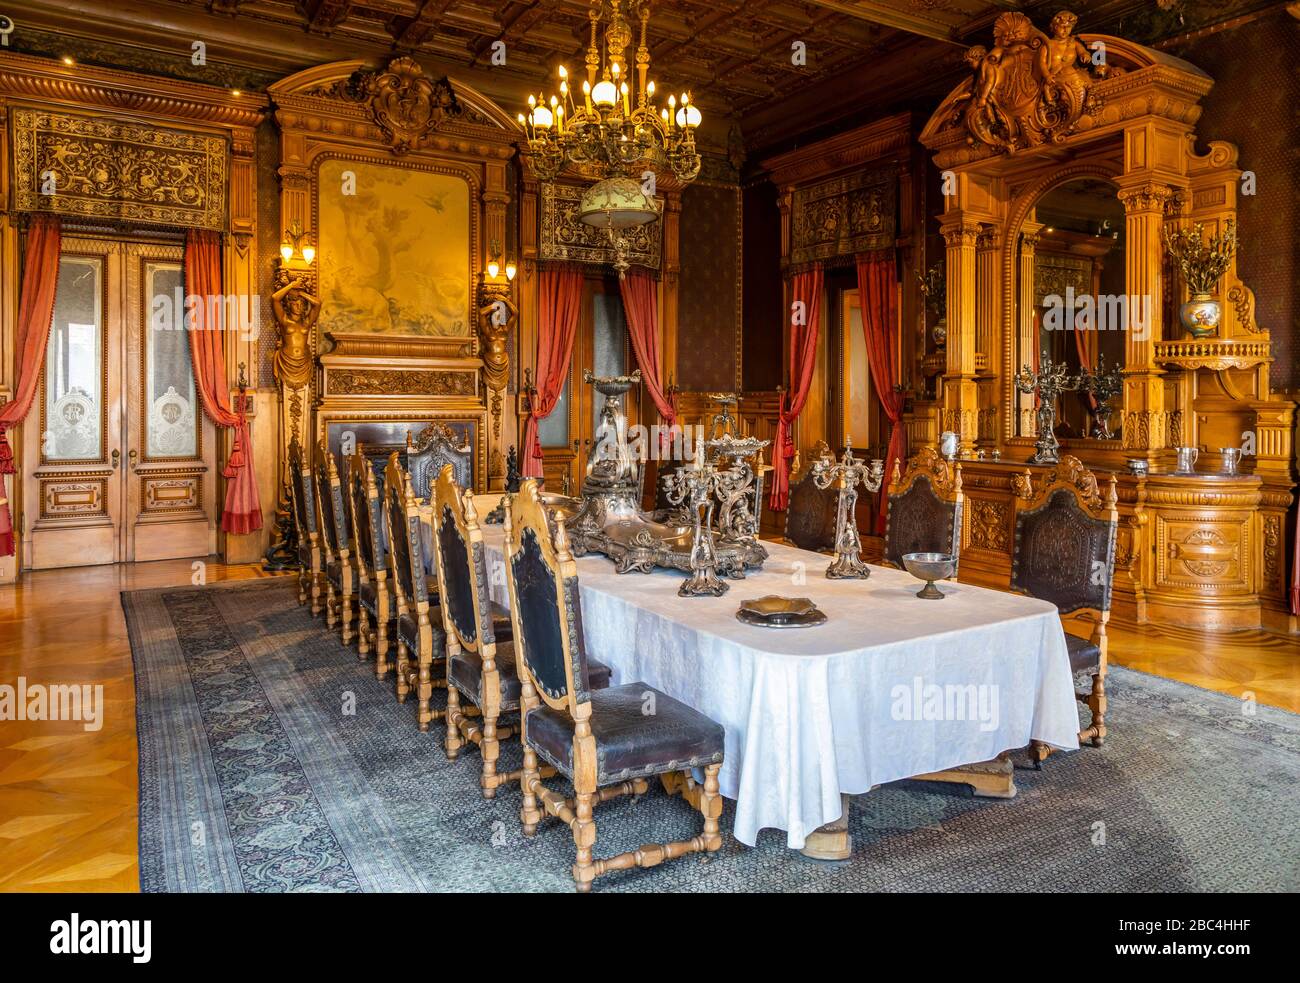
[486,239,516,282]
[280,220,315,266]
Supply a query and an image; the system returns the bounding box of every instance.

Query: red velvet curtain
[0,215,62,557]
[857,251,906,534]
[184,229,262,534]
[523,268,584,478]
[620,269,675,430]
[769,265,823,511]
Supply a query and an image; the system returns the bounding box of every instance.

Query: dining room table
[421,496,1080,855]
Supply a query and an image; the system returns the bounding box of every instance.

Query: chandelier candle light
[519,1,702,276]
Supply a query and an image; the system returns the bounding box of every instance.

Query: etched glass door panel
[144,262,198,459]
[43,257,104,462]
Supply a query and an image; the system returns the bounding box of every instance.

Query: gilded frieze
[12,107,228,229]
[538,182,662,270]
[789,167,895,267]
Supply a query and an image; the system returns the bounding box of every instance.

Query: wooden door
[22,235,216,569]
[537,276,640,494]
[123,244,217,562]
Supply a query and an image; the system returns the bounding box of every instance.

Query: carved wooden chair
[883,446,964,571]
[406,421,473,502]
[347,446,396,676]
[383,451,447,731]
[288,437,322,616]
[1011,456,1119,764]
[504,480,726,892]
[314,442,355,643]
[782,440,837,553]
[432,464,611,797]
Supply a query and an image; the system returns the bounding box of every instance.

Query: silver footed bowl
[901,552,956,600]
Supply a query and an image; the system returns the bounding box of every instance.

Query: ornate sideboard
[954,457,1289,631]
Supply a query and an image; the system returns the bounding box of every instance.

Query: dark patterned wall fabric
[678,183,741,392]
[1167,9,1299,391]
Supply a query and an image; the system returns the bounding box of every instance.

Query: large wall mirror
[1014,177,1125,442]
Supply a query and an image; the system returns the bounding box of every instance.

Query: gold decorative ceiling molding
[759,111,911,188]
[0,50,267,130]
[11,107,228,229]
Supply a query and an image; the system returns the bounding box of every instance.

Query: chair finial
[554,512,574,563]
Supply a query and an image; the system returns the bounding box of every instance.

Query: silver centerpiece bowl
[901,552,957,600]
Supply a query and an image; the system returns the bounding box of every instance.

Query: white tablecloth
[429,506,1079,849]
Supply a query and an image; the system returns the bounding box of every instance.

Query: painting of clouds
[317,159,470,337]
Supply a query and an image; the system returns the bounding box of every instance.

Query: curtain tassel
[0,426,15,476]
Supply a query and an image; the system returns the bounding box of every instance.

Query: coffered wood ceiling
[6,0,1280,156]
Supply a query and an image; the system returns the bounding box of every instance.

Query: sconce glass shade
[505,263,517,281]
[487,261,500,278]
[577,176,660,231]
[301,245,316,265]
[279,243,294,262]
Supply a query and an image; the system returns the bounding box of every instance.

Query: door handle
[128,449,138,471]
[111,449,120,470]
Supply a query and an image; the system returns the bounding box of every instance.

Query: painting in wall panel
[316,159,470,338]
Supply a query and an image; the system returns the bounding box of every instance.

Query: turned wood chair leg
[445,684,463,759]
[341,596,354,645]
[374,622,390,678]
[297,572,308,606]
[520,744,542,836]
[699,763,723,857]
[571,788,597,893]
[356,608,370,659]
[416,657,433,732]
[325,585,338,630]
[395,642,410,703]
[1089,673,1107,746]
[480,711,500,798]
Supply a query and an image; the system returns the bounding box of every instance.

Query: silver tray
[736,595,827,629]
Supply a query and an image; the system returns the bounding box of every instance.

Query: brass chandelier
[519,0,702,184]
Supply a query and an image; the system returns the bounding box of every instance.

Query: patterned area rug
[124,579,1300,893]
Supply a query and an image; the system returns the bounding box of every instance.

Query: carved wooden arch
[999,158,1125,442]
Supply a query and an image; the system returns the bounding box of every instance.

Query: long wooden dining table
[421,497,1080,855]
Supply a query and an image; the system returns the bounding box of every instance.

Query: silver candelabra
[811,437,885,579]
[664,442,730,597]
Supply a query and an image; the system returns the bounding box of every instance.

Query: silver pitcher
[1219,447,1242,475]
[1174,446,1199,474]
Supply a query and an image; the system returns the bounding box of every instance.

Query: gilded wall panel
[11,108,228,229]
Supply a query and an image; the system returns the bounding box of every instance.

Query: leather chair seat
[526,683,724,786]
[450,643,611,711]
[1065,633,1101,673]
[358,581,392,622]
[397,612,447,657]
[326,559,342,589]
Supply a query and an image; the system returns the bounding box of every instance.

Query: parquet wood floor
[0,558,1295,892]
[0,558,277,892]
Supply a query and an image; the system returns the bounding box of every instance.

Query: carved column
[660,189,682,399]
[974,224,999,445]
[1116,181,1173,456]
[941,219,980,454]
[1016,220,1043,437]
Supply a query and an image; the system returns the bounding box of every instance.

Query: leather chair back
[383,452,429,613]
[432,464,499,656]
[503,480,595,714]
[407,422,473,500]
[884,447,963,569]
